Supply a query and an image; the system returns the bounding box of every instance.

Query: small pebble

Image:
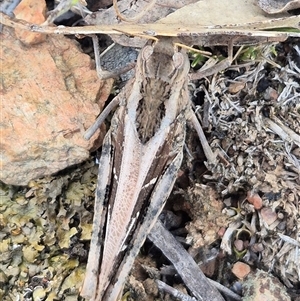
[232,262,251,280]
[234,239,244,252]
[260,207,277,225]
[246,192,263,209]
[32,286,46,301]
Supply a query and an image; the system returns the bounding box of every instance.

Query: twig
[148,220,225,301]
[157,267,242,301]
[278,233,300,247]
[156,280,197,301]
[208,279,242,301]
[264,116,300,147]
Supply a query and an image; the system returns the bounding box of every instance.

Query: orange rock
[247,191,263,209]
[14,0,47,45]
[0,26,113,185]
[232,262,251,280]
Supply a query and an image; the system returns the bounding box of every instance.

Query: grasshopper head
[140,38,190,83]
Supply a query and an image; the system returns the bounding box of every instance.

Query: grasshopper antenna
[174,42,212,57]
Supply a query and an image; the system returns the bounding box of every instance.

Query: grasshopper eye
[142,45,154,61]
[172,52,184,69]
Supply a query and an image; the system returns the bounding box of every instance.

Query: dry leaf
[85,0,198,47]
[160,0,299,28]
[258,0,300,14]
[86,0,199,25]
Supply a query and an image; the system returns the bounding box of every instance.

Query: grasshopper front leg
[189,40,234,81]
[83,92,123,140]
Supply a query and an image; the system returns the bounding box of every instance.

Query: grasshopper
[80,37,197,301]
